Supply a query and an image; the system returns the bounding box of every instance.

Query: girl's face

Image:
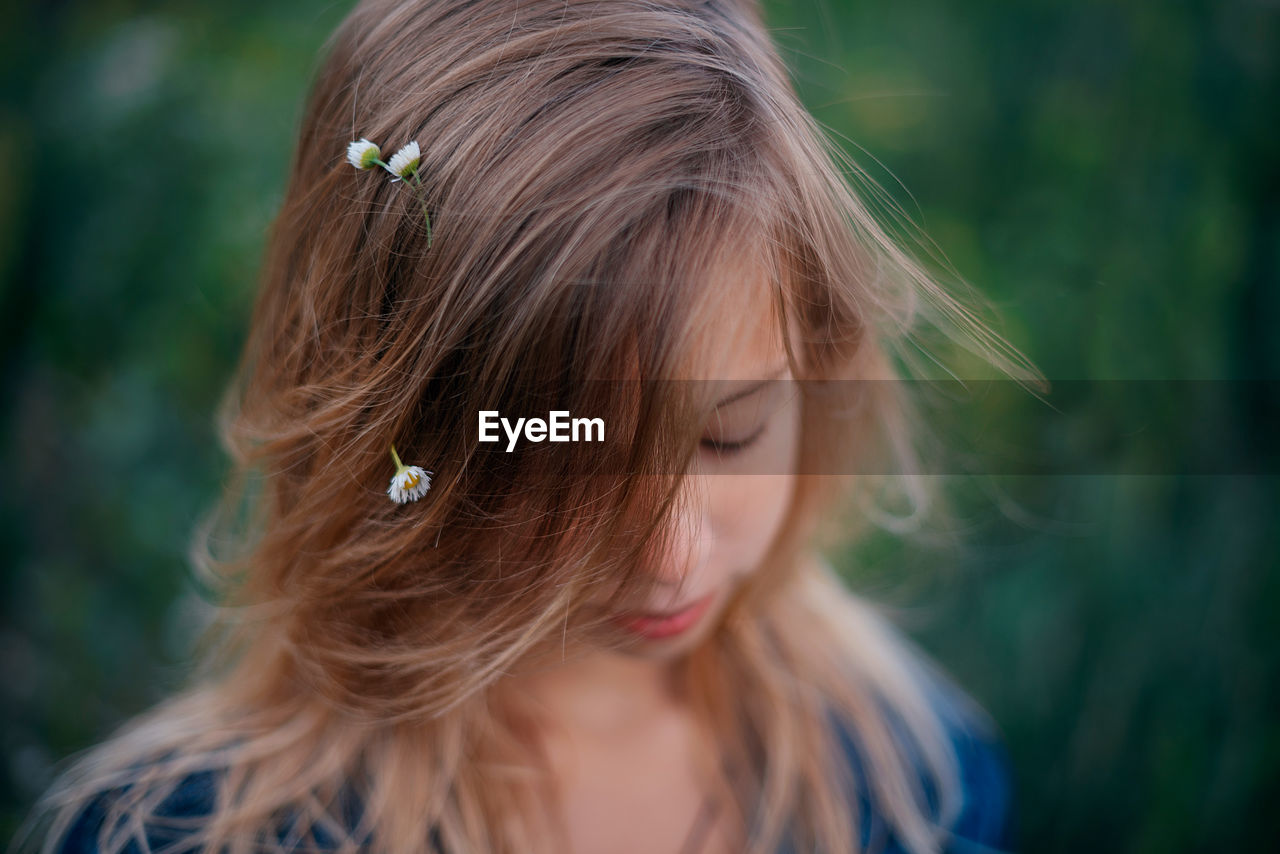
[606,281,802,658]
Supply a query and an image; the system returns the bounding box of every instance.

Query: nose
[650,479,710,593]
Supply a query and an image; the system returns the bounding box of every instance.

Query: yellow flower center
[403,470,420,488]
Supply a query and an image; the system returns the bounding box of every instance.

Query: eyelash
[700,423,767,456]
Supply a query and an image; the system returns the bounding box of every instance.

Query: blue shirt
[56,696,1014,853]
[814,701,1018,854]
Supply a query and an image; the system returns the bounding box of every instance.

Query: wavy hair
[19,1,1041,853]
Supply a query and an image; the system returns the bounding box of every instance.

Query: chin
[618,632,698,660]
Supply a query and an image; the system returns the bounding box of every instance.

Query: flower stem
[410,168,433,247]
[389,443,404,472]
[364,158,432,246]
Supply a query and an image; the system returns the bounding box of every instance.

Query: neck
[503,645,679,739]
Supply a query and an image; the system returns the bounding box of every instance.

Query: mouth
[610,591,718,641]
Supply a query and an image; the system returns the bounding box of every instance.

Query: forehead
[673,258,789,382]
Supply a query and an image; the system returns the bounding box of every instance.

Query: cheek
[706,406,801,572]
[709,474,794,570]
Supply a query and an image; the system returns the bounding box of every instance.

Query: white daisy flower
[386,141,421,183]
[387,443,433,504]
[388,466,432,503]
[347,138,382,170]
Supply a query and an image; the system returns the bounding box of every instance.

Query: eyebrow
[713,363,790,408]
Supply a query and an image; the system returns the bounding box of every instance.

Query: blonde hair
[17,1,1042,853]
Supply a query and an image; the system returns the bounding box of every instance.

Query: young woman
[21,1,1039,852]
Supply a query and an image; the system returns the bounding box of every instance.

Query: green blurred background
[2,1,1277,851]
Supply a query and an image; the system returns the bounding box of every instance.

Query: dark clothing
[810,699,1018,854]
[58,691,1014,853]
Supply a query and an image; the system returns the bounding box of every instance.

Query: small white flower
[386,141,421,183]
[347,138,382,170]
[388,465,433,503]
[386,443,432,504]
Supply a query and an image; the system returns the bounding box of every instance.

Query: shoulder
[935,704,1017,853]
[827,677,1017,854]
[56,768,218,854]
[56,767,386,854]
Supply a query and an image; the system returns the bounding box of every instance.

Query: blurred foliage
[2,1,1277,852]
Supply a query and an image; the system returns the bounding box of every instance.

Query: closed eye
[699,422,767,457]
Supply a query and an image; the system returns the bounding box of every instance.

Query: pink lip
[612,592,717,640]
